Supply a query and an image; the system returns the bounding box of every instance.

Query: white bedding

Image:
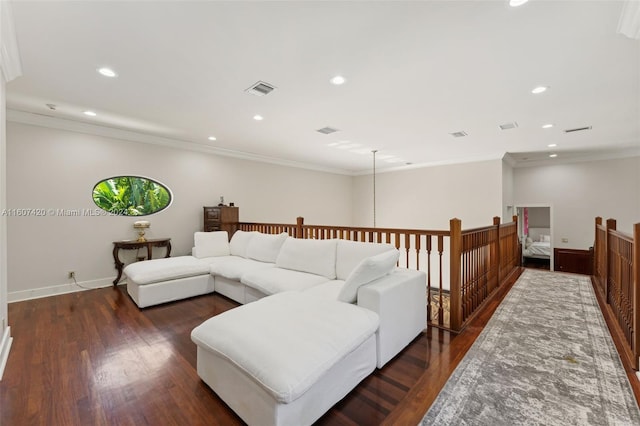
[524,241,551,258]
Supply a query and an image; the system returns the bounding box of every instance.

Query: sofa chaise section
[124,256,214,308]
[191,291,379,426]
[123,231,229,308]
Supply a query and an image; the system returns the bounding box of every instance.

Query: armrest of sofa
[357,268,426,368]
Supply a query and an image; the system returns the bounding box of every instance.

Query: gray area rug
[422,269,640,426]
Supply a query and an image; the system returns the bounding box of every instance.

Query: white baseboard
[0,326,12,380]
[8,277,121,303]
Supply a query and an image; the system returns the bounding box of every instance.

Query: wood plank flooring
[0,268,563,426]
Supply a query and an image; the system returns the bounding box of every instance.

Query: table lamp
[133,220,150,242]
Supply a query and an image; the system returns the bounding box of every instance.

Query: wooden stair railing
[593,217,640,370]
[238,216,521,333]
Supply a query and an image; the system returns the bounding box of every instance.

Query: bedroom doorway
[516,206,552,271]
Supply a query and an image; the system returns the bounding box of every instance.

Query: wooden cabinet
[554,248,593,275]
[203,206,239,236]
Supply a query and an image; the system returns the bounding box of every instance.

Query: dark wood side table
[112,238,171,285]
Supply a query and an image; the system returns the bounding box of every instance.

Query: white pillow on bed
[337,249,399,303]
[541,234,551,243]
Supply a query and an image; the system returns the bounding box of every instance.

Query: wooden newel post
[494,217,501,286]
[449,218,463,332]
[633,223,640,370]
[605,219,616,304]
[296,217,304,239]
[513,215,520,266]
[595,217,602,280]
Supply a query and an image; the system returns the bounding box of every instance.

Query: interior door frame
[515,203,554,271]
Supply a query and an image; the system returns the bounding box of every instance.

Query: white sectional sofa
[124,230,427,426]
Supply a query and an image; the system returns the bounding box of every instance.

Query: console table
[112,238,171,285]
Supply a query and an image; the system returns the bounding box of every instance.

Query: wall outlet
[561,238,569,243]
[68,271,75,279]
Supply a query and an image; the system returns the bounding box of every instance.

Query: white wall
[6,122,353,300]
[514,156,640,249]
[352,159,504,230]
[527,207,550,228]
[501,158,514,222]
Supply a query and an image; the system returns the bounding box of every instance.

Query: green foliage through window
[92,176,172,216]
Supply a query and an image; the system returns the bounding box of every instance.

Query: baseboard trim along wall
[8,277,117,303]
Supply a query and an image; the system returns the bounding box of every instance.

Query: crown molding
[0,1,22,82]
[6,109,354,176]
[512,146,640,168]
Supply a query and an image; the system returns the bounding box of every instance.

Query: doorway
[516,205,552,271]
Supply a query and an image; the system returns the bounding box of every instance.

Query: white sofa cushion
[191,291,379,403]
[337,249,400,303]
[209,255,275,280]
[275,238,337,279]
[246,232,288,263]
[193,231,230,259]
[241,267,330,295]
[229,230,257,258]
[335,240,396,280]
[303,280,345,300]
[124,256,211,285]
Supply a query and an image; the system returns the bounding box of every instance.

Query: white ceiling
[6,0,640,174]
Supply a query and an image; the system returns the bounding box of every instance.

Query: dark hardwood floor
[0,269,532,425]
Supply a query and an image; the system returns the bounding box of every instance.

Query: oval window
[92,176,172,216]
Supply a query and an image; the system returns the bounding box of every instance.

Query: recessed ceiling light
[253,115,264,121]
[509,0,529,7]
[549,153,558,158]
[97,67,117,78]
[531,86,548,94]
[548,143,557,148]
[330,75,346,85]
[208,136,217,141]
[83,110,97,117]
[542,124,554,129]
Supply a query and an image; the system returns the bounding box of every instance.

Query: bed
[523,227,551,259]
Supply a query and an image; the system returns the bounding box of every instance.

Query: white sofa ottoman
[191,291,379,426]
[124,256,214,308]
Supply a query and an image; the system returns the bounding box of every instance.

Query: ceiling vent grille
[316,126,340,135]
[564,126,592,133]
[499,122,518,130]
[449,131,468,138]
[245,81,276,96]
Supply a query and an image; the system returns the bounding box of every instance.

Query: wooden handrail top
[462,221,515,235]
[239,221,296,227]
[239,221,450,237]
[303,225,450,237]
[609,228,634,242]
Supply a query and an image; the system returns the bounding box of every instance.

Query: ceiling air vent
[499,122,518,130]
[449,131,468,138]
[316,126,340,135]
[564,126,592,133]
[245,81,276,96]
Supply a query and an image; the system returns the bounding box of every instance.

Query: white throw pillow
[335,239,396,280]
[246,232,288,263]
[193,231,230,258]
[337,249,400,303]
[229,230,257,258]
[275,237,337,279]
[542,235,551,242]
